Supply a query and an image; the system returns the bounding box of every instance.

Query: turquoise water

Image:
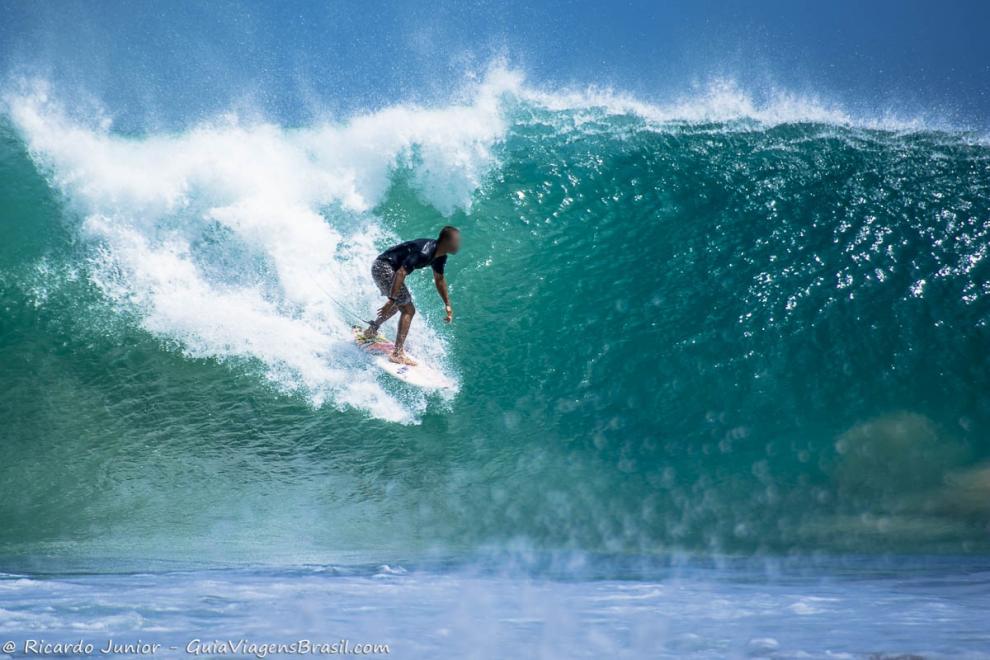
[2,72,990,656]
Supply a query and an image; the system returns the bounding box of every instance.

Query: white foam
[6,78,512,422]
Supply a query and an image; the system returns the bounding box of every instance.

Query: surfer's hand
[377,302,391,317]
[444,305,453,323]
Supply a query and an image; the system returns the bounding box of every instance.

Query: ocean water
[2,68,990,657]
[1,557,989,659]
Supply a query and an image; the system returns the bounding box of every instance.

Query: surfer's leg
[365,301,398,338]
[390,303,418,366]
[366,259,408,337]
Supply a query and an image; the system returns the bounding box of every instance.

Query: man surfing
[363,226,461,365]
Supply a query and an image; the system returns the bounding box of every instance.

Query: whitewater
[5,74,517,422]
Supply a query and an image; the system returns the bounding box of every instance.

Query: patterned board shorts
[371,258,413,306]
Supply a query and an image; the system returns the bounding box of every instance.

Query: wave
[4,68,961,421]
[2,66,990,559]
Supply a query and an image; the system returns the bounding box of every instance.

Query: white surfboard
[352,326,455,390]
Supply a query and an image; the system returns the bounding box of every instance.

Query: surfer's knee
[400,303,415,317]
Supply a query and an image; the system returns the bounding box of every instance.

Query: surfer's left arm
[434,271,453,323]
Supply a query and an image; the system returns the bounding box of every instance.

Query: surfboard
[352,326,455,390]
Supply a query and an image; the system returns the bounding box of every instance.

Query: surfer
[363,226,461,365]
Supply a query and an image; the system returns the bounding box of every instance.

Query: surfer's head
[439,225,461,254]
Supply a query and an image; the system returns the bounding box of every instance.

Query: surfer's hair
[439,225,460,243]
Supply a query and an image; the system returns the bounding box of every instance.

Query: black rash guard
[378,238,447,275]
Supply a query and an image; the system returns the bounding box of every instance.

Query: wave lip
[512,76,940,133]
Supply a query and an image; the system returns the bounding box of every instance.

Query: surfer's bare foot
[389,351,417,366]
[362,326,378,340]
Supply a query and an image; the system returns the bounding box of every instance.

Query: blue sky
[2,0,988,128]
